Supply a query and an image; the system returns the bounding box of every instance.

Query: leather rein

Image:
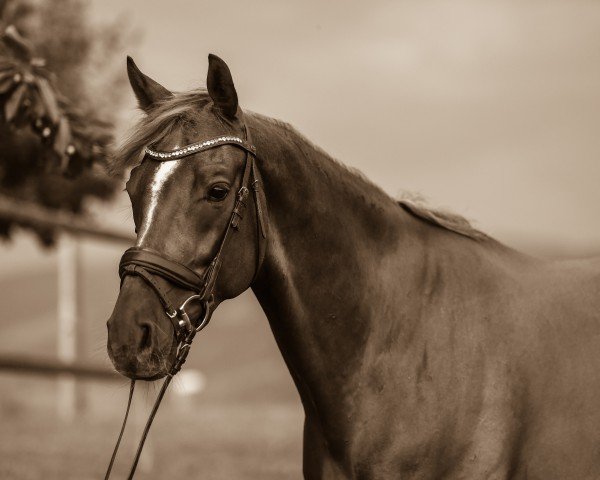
[104,126,266,479]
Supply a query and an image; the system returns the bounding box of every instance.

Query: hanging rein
[104,125,266,480]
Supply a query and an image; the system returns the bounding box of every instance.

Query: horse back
[503,256,600,479]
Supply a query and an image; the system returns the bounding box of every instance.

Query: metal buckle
[194,300,212,333]
[177,312,193,334]
[179,293,203,314]
[176,294,212,334]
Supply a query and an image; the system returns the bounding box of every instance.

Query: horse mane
[397,194,489,241]
[253,114,380,187]
[113,94,488,243]
[257,116,489,243]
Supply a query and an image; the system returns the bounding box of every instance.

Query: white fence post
[57,233,78,421]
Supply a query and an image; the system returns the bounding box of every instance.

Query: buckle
[176,293,213,334]
[194,300,212,333]
[176,310,193,334]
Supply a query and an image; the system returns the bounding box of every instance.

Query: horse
[107,54,600,479]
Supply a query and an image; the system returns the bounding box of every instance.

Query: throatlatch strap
[251,161,267,240]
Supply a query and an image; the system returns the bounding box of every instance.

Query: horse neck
[248,116,428,417]
[245,116,533,462]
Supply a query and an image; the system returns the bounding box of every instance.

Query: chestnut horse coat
[109,57,600,479]
[247,115,600,479]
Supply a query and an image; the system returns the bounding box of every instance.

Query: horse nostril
[139,324,152,351]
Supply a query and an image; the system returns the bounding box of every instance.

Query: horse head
[107,55,265,380]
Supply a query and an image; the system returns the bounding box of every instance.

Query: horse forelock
[111,89,211,173]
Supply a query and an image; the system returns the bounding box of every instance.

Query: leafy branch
[0,24,112,176]
[0,0,129,245]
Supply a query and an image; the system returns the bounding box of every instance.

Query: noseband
[105,127,267,480]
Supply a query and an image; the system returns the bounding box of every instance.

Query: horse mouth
[108,341,177,381]
[132,370,168,381]
[111,360,169,381]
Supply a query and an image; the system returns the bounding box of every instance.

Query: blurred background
[0,0,598,478]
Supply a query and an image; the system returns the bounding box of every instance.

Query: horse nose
[138,322,153,351]
[107,315,154,351]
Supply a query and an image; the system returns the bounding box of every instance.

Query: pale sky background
[89,0,600,255]
[4,0,600,275]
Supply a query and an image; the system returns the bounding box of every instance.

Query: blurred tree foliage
[0,0,130,245]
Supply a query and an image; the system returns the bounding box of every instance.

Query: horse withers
[107,54,600,479]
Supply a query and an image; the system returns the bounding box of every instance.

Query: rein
[104,126,266,479]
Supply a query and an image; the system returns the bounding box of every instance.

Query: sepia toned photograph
[0,1,599,479]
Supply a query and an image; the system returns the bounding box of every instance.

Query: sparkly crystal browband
[145,135,256,161]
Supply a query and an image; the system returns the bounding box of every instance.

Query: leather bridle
[104,124,267,480]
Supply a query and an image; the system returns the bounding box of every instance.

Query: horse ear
[207,54,238,119]
[126,56,172,112]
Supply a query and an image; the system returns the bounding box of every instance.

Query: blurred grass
[0,239,304,479]
[0,377,303,479]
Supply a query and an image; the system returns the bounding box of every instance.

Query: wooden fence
[0,195,134,420]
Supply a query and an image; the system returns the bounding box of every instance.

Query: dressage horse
[107,54,600,479]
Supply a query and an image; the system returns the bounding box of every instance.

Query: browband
[145,135,256,161]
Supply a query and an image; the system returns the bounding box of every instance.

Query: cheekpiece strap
[145,136,256,161]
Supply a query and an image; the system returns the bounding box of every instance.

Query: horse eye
[208,184,230,201]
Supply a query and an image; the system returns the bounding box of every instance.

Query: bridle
[104,124,267,479]
[119,131,266,341]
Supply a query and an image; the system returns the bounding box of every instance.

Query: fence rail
[0,195,134,243]
[0,195,134,418]
[0,354,120,381]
